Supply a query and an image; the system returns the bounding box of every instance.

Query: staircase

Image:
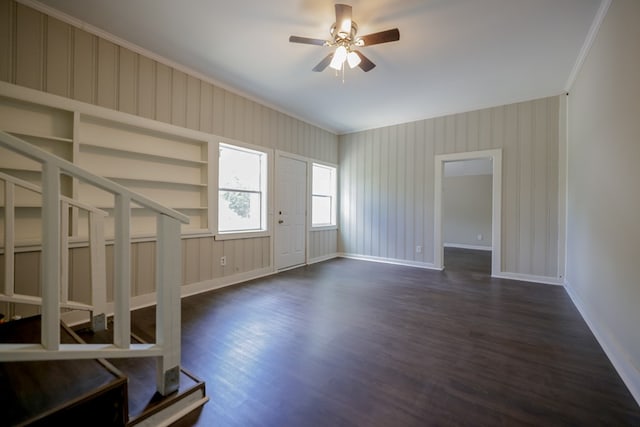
[0,130,207,424]
[0,316,128,426]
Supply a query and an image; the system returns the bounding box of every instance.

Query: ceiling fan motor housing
[288,3,399,72]
[330,21,360,46]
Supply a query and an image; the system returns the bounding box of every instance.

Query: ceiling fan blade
[335,4,352,36]
[354,51,376,72]
[359,28,400,46]
[289,35,327,46]
[312,53,334,72]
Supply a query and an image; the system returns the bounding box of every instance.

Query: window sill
[310,225,338,231]
[214,230,271,241]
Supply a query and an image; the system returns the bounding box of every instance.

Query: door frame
[274,151,309,270]
[433,149,502,276]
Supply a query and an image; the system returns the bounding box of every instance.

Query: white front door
[276,155,307,270]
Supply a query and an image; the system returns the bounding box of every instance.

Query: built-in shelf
[97,205,208,210]
[79,142,207,166]
[0,165,42,175]
[7,130,73,143]
[2,204,42,209]
[2,88,211,237]
[106,176,207,188]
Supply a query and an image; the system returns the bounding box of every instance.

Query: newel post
[89,211,107,331]
[155,214,182,395]
[113,194,131,349]
[41,163,61,350]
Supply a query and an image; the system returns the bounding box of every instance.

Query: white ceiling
[34,0,603,135]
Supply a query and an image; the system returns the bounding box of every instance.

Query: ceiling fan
[289,4,400,73]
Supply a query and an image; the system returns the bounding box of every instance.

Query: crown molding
[15,0,337,135]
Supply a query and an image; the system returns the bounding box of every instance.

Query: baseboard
[492,272,563,286]
[565,281,640,406]
[308,253,339,265]
[339,253,441,270]
[62,267,276,327]
[180,267,275,298]
[444,243,492,251]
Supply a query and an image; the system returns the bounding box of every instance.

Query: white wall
[566,0,640,402]
[443,174,492,248]
[339,96,560,278]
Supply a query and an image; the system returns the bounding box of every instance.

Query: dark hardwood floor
[131,249,640,426]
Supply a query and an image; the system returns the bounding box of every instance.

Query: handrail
[0,171,107,308]
[0,131,190,224]
[0,130,189,396]
[0,171,108,215]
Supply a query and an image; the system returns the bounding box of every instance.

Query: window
[312,163,337,227]
[218,143,267,233]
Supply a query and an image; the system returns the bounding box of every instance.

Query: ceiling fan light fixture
[347,51,361,68]
[329,45,348,70]
[289,4,400,74]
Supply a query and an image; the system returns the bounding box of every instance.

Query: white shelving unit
[76,114,209,236]
[0,96,74,245]
[0,89,212,245]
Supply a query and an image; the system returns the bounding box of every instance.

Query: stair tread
[0,316,127,426]
[1,315,206,425]
[74,322,205,422]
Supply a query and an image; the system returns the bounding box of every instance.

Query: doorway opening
[442,158,493,274]
[434,149,502,276]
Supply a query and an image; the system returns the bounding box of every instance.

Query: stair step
[1,315,208,426]
[73,320,208,425]
[0,315,128,426]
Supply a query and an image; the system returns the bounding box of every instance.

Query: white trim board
[444,243,492,252]
[434,149,502,276]
[492,272,563,286]
[61,267,275,327]
[339,252,562,286]
[565,281,640,406]
[338,253,442,271]
[564,0,612,91]
[308,253,340,265]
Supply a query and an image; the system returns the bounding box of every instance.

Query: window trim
[215,141,271,238]
[311,162,338,229]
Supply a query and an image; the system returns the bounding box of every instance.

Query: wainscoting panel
[309,229,338,262]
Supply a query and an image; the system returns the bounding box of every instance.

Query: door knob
[278,220,284,224]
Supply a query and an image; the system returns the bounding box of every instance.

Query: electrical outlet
[477,234,483,241]
[416,245,422,253]
[220,256,226,266]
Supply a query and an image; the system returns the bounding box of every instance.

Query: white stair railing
[0,171,108,327]
[0,131,189,396]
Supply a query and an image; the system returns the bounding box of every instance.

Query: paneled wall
[339,96,560,278]
[0,0,339,312]
[0,1,338,164]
